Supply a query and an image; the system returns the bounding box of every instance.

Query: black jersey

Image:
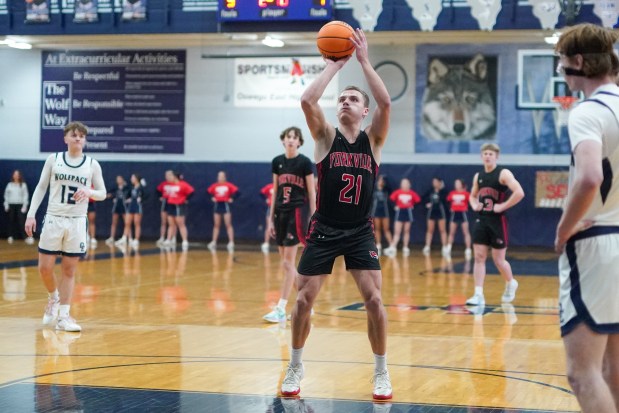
[315,129,378,227]
[477,166,508,217]
[272,153,313,210]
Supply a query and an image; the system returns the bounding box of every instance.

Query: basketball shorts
[450,211,468,224]
[559,226,619,337]
[273,207,304,247]
[373,203,389,219]
[394,208,413,223]
[165,203,187,217]
[112,200,127,215]
[160,199,167,213]
[38,214,88,257]
[297,217,380,276]
[427,208,446,221]
[214,201,230,215]
[87,202,96,213]
[472,215,508,249]
[128,201,142,214]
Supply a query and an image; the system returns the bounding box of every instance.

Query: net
[552,96,578,127]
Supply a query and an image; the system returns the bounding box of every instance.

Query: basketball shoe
[56,316,82,332]
[263,306,286,323]
[383,246,396,258]
[207,241,216,252]
[422,245,430,256]
[466,293,485,306]
[501,279,519,303]
[281,363,304,396]
[464,248,472,260]
[43,296,60,325]
[261,242,270,254]
[227,242,235,252]
[402,247,410,257]
[372,369,393,400]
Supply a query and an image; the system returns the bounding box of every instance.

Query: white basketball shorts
[38,214,88,257]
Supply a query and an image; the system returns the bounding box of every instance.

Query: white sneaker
[377,245,382,256]
[263,306,286,323]
[207,241,216,252]
[464,248,472,260]
[181,240,189,251]
[114,236,127,247]
[261,242,269,254]
[42,296,60,325]
[383,246,396,258]
[227,242,235,252]
[7,236,14,244]
[129,239,139,249]
[466,293,485,306]
[372,369,393,400]
[162,239,174,247]
[56,316,82,332]
[25,237,35,245]
[105,237,114,246]
[89,238,98,248]
[402,247,410,257]
[156,237,165,246]
[281,363,304,396]
[502,279,519,303]
[442,245,451,257]
[422,245,430,256]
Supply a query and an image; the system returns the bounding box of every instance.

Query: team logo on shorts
[496,238,504,245]
[369,251,379,259]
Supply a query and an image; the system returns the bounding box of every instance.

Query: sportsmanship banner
[535,171,568,208]
[41,50,186,154]
[234,57,338,108]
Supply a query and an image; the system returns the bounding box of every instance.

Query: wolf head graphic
[421,54,496,141]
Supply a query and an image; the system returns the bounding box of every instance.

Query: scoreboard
[218,0,332,22]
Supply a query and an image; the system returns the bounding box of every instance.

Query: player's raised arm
[300,57,350,150]
[350,29,391,154]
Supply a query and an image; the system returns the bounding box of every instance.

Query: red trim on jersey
[207,182,239,202]
[447,190,470,212]
[501,215,509,246]
[295,207,306,246]
[315,163,323,212]
[305,217,317,243]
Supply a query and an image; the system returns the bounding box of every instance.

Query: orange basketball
[317,21,355,60]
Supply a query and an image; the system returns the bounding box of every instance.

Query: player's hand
[25,217,36,237]
[211,197,216,202]
[324,54,351,69]
[268,220,276,239]
[493,203,505,214]
[350,28,369,64]
[472,202,483,212]
[21,206,27,214]
[73,187,92,203]
[554,219,594,254]
[425,203,431,209]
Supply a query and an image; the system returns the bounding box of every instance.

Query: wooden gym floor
[0,241,578,412]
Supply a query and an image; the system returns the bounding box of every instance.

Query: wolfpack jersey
[47,152,95,217]
[272,153,313,210]
[477,166,507,217]
[315,129,378,226]
[568,84,619,224]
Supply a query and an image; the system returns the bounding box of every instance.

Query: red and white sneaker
[42,296,60,325]
[56,316,82,332]
[281,363,304,396]
[372,369,393,400]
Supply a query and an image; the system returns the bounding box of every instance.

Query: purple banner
[40,50,186,154]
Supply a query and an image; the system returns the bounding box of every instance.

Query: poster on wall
[73,0,98,22]
[121,0,146,20]
[0,0,8,16]
[535,171,568,208]
[25,0,50,22]
[40,50,186,154]
[234,57,338,108]
[415,44,572,155]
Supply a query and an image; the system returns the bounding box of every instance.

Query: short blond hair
[480,143,500,154]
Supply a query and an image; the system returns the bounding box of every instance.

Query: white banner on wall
[234,57,338,108]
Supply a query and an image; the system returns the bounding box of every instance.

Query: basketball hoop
[553,96,578,127]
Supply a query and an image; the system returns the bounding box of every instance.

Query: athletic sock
[374,353,387,372]
[291,347,304,366]
[277,298,288,311]
[49,290,59,300]
[59,305,70,318]
[475,286,483,296]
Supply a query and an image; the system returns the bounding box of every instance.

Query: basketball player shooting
[281,28,393,400]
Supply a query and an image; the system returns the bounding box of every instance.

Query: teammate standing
[262,126,315,323]
[384,178,421,257]
[105,175,129,245]
[25,121,106,332]
[423,177,449,257]
[445,178,472,259]
[207,171,238,252]
[163,171,194,251]
[117,173,144,249]
[554,23,619,413]
[281,28,393,400]
[260,182,274,253]
[371,175,393,255]
[466,143,523,307]
[156,170,175,246]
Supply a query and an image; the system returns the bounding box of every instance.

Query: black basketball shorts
[273,207,304,247]
[472,215,508,249]
[297,217,381,276]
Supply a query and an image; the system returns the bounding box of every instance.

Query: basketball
[317,21,355,60]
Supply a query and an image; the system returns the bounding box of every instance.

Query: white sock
[277,298,288,311]
[49,290,59,300]
[291,347,303,366]
[475,286,484,296]
[374,353,387,372]
[59,304,70,318]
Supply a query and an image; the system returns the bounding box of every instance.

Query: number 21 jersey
[315,129,378,226]
[47,152,95,217]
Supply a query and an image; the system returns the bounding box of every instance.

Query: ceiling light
[261,36,284,48]
[544,32,561,45]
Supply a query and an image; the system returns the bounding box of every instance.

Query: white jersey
[568,83,619,225]
[47,152,95,217]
